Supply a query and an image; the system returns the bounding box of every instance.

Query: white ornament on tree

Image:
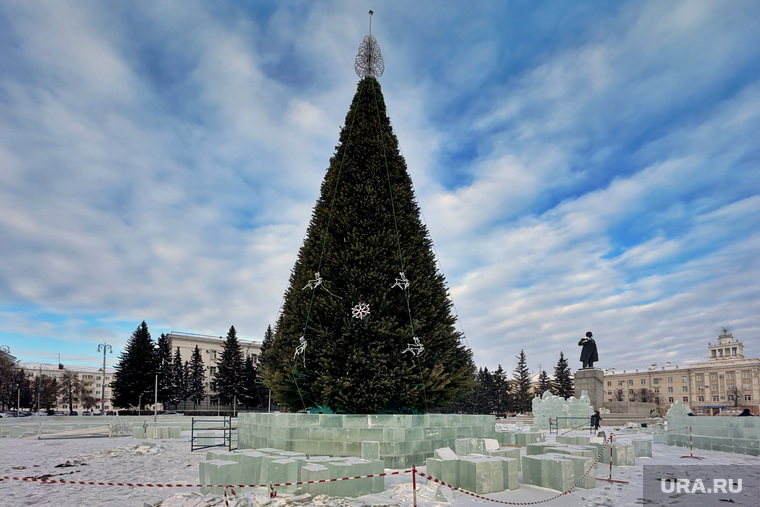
[351,302,370,320]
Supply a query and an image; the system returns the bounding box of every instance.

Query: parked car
[82,410,92,416]
[69,411,78,416]
[105,410,116,416]
[163,411,183,416]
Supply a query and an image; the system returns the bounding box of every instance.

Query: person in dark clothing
[578,331,599,368]
[738,408,753,416]
[591,410,601,431]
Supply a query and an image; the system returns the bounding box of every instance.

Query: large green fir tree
[261,76,474,413]
[111,321,157,410]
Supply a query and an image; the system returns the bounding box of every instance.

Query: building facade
[18,362,116,413]
[604,331,760,415]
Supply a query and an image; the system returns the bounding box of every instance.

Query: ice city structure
[664,401,760,456]
[531,390,594,430]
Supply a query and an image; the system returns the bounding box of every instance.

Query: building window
[607,391,612,395]
[696,375,702,381]
[713,396,719,402]
[682,397,688,402]
[682,386,688,392]
[698,396,704,402]
[209,366,216,376]
[728,395,734,401]
[744,384,751,390]
[628,380,633,385]
[726,374,732,379]
[667,377,673,383]
[628,389,634,395]
[211,351,217,361]
[745,395,752,401]
[641,379,646,385]
[743,372,749,378]
[668,397,674,403]
[618,381,623,386]
[607,381,611,387]
[727,384,734,391]
[654,388,660,393]
[712,385,718,391]
[667,387,674,393]
[697,386,703,391]
[653,378,660,384]
[711,374,717,380]
[682,376,687,382]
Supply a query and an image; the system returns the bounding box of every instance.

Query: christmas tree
[261,25,474,414]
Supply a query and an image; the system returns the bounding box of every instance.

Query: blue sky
[1,0,758,377]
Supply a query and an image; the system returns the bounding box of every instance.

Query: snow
[1,425,758,506]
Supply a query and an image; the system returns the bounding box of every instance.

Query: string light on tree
[302,272,323,290]
[402,336,425,357]
[391,272,410,291]
[294,336,307,366]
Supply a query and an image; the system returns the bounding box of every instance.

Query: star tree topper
[354,10,384,79]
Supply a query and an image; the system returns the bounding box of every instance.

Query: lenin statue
[578,331,598,368]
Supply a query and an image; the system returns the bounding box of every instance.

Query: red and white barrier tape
[0,469,409,490]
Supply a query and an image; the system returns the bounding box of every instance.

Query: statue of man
[578,331,599,368]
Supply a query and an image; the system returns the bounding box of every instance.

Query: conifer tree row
[261,77,474,413]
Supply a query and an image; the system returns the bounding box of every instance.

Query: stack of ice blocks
[199,447,385,497]
[237,413,497,468]
[425,442,519,494]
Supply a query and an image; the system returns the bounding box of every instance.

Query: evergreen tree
[553,352,574,399]
[512,350,532,413]
[187,345,206,408]
[239,355,261,409]
[215,326,245,406]
[170,347,187,409]
[535,370,553,398]
[474,367,494,414]
[111,321,157,410]
[156,333,174,407]
[261,76,475,413]
[258,324,274,370]
[492,365,511,415]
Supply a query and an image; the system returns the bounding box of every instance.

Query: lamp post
[97,343,113,415]
[36,364,48,414]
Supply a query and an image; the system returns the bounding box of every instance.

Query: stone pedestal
[574,368,604,410]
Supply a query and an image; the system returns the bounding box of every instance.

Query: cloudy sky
[1,0,758,378]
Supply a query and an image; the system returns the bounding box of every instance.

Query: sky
[1,0,759,378]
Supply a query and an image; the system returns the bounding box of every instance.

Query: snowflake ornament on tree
[351,302,370,320]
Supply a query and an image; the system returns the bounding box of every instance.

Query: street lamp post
[36,364,48,414]
[97,343,113,415]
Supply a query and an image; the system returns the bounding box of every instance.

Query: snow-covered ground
[1,423,758,506]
